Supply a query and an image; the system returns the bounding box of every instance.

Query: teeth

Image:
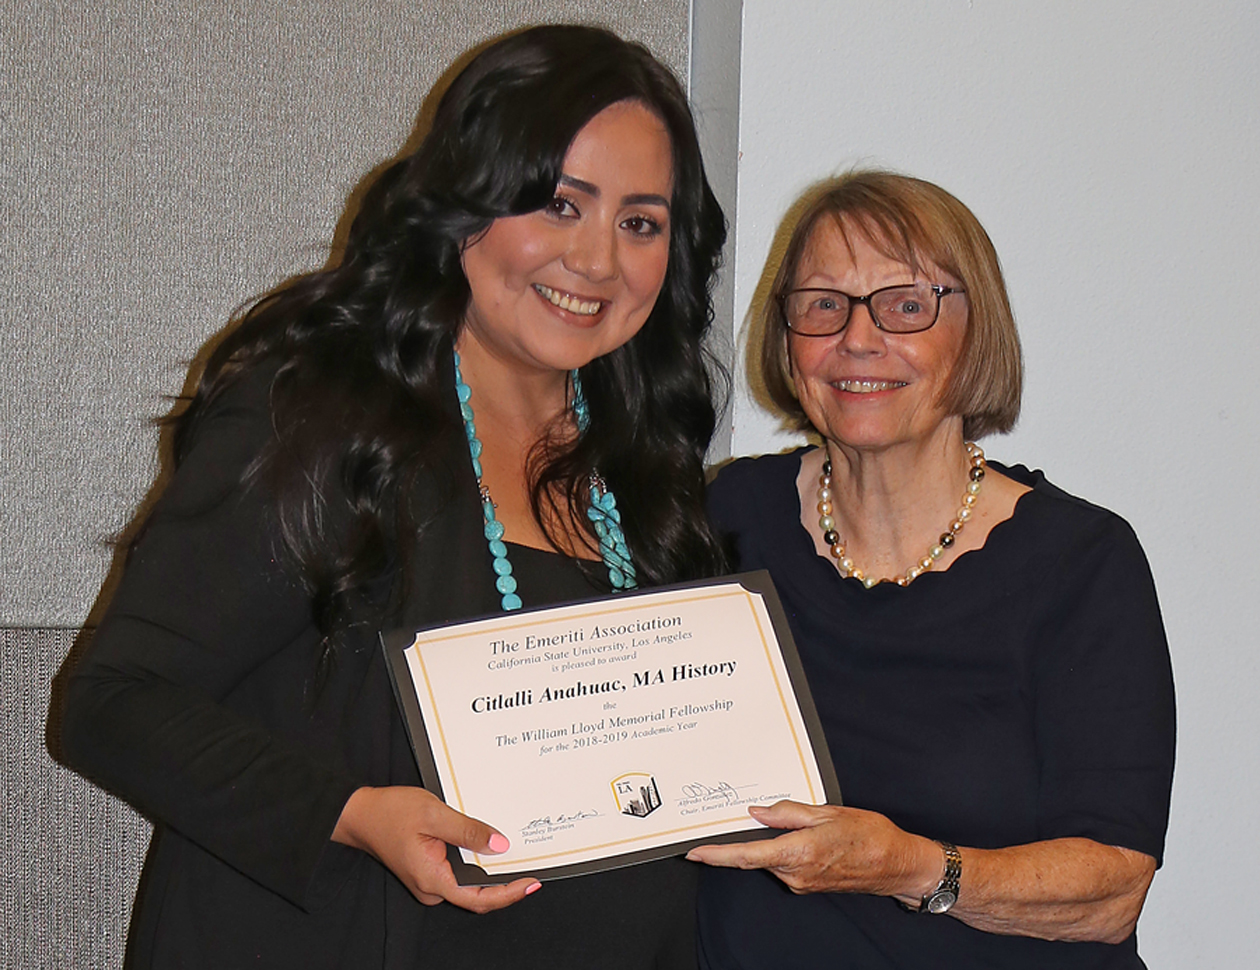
[535,284,603,316]
[836,380,906,393]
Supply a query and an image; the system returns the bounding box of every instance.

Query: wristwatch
[920,841,962,914]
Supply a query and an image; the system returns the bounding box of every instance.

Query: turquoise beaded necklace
[453,351,637,611]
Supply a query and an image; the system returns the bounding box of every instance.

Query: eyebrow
[559,174,671,211]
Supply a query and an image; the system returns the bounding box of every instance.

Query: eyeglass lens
[784,282,941,335]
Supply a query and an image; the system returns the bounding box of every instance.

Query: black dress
[62,364,698,969]
[697,448,1174,970]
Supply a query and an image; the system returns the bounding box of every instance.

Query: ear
[784,332,801,390]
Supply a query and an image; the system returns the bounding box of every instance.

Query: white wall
[727,1,1260,964]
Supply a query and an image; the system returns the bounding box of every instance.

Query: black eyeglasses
[778,282,965,336]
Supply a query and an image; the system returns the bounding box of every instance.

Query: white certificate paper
[382,571,840,884]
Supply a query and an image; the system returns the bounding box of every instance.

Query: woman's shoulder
[178,360,282,450]
[993,460,1147,563]
[159,362,288,513]
[195,359,283,423]
[708,447,810,524]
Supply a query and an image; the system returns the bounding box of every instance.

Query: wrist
[331,786,378,851]
[892,835,947,907]
[919,841,962,914]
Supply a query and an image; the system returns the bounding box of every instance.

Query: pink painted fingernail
[488,833,510,853]
[525,881,542,895]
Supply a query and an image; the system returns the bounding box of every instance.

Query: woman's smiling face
[459,99,674,376]
[788,217,969,451]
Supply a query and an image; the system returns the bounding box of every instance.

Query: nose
[562,218,618,283]
[836,301,886,356]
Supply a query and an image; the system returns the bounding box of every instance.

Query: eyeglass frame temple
[778,283,965,336]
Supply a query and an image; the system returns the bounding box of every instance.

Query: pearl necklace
[454,351,637,611]
[818,443,986,588]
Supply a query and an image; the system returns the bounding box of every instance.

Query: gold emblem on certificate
[612,773,662,818]
[382,571,841,883]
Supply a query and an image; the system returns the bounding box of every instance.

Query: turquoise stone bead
[484,520,505,541]
[472,457,483,479]
[460,402,474,422]
[456,383,471,403]
[488,539,507,558]
[502,593,523,611]
[469,438,482,458]
[496,574,517,594]
[608,566,625,588]
[492,556,513,576]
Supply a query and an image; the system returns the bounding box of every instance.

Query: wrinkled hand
[686,800,935,898]
[333,786,539,912]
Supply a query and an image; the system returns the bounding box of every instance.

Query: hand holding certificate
[383,571,841,884]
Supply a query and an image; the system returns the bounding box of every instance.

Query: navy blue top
[698,449,1174,970]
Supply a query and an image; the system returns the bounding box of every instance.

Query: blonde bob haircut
[761,171,1022,440]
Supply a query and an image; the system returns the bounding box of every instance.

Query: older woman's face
[459,100,673,376]
[788,219,967,451]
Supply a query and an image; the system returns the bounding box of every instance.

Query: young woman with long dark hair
[63,25,727,969]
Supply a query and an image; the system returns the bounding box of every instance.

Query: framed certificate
[381,570,841,884]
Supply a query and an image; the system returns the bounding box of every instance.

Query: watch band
[920,841,962,914]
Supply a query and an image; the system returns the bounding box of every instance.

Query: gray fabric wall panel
[2,0,690,626]
[3,628,150,968]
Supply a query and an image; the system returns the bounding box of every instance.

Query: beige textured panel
[2,628,151,969]
[1,1,689,625]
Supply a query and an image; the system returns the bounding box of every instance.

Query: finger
[686,835,800,870]
[418,797,511,854]
[441,877,542,914]
[747,800,834,831]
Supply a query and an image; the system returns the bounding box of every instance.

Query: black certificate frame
[381,569,842,885]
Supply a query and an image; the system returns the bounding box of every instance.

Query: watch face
[926,890,957,914]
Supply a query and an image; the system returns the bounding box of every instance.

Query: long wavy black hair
[175,25,730,639]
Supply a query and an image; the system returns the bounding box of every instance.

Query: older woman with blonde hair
[689,171,1174,969]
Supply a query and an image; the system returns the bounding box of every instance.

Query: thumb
[424,800,511,854]
[748,799,831,831]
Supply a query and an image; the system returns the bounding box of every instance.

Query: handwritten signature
[522,809,601,830]
[679,781,740,802]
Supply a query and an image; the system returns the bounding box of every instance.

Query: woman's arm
[687,801,1154,944]
[936,837,1153,943]
[62,372,354,906]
